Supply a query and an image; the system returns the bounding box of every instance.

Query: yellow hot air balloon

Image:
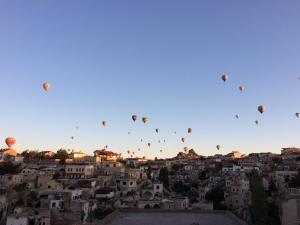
[258,105,265,114]
[221,74,229,82]
[43,82,51,91]
[142,117,148,124]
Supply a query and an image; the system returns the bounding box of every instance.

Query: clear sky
[1,0,300,158]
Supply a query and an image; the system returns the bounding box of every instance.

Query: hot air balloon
[239,85,245,92]
[127,150,130,154]
[147,143,151,147]
[163,139,166,143]
[188,128,192,133]
[181,137,185,143]
[216,145,221,150]
[70,136,74,140]
[132,115,137,122]
[128,131,131,135]
[158,140,161,144]
[132,151,135,155]
[138,148,141,151]
[160,149,163,153]
[184,147,188,153]
[102,121,107,126]
[255,120,259,125]
[5,137,16,148]
[221,74,229,82]
[142,117,148,124]
[235,114,240,119]
[141,139,143,142]
[155,128,159,133]
[174,131,177,134]
[258,105,265,114]
[296,113,300,118]
[43,82,51,91]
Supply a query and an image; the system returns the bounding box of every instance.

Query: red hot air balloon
[132,115,137,122]
[43,82,51,91]
[5,137,16,148]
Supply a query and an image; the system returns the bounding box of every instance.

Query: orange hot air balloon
[147,143,151,147]
[181,137,185,143]
[155,128,159,133]
[102,121,107,126]
[188,128,192,133]
[216,145,221,150]
[258,105,265,114]
[239,85,245,92]
[221,74,229,82]
[43,82,51,91]
[132,115,137,122]
[142,117,148,124]
[5,137,16,148]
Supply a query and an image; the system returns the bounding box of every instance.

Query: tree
[0,162,21,175]
[172,181,190,194]
[159,167,169,189]
[54,149,69,164]
[205,185,226,210]
[249,171,280,225]
[288,171,300,188]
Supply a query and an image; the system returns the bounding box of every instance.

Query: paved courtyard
[107,211,241,225]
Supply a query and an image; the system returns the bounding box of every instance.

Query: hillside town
[0,147,299,225]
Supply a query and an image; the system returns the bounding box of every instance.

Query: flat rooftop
[105,211,243,225]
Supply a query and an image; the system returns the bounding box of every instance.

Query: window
[123,182,127,185]
[52,202,56,208]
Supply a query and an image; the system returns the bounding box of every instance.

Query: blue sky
[1,1,300,158]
